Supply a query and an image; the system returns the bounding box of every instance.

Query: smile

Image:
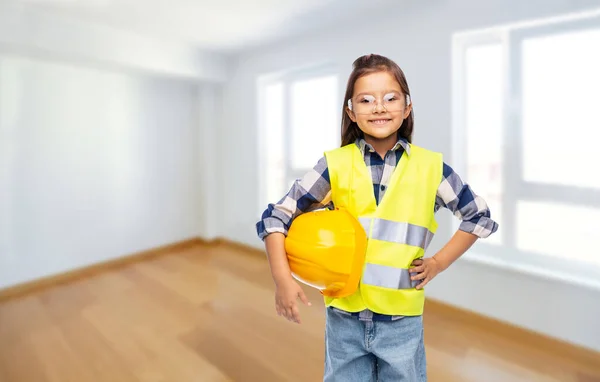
[369,119,391,125]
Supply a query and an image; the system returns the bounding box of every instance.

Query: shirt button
[381,185,386,191]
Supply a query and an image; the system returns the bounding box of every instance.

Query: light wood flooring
[0,241,599,381]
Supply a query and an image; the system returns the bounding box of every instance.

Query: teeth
[371,119,389,124]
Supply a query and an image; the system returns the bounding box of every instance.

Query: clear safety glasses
[348,92,410,115]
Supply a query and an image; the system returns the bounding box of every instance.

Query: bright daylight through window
[258,68,339,212]
[453,12,600,277]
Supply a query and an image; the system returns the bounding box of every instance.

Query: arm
[410,162,499,288]
[434,162,499,239]
[432,230,478,271]
[264,232,295,287]
[256,156,332,241]
[256,156,332,323]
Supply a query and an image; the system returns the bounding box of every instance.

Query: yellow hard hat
[285,208,367,298]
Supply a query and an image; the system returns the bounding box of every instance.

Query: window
[453,12,600,277]
[463,43,503,246]
[257,66,340,213]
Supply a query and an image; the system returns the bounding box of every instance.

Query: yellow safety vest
[323,142,442,316]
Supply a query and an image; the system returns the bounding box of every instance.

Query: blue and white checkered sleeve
[256,156,333,241]
[435,162,499,238]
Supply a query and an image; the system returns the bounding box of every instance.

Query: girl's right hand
[275,278,312,324]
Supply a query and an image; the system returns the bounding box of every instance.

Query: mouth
[369,119,392,125]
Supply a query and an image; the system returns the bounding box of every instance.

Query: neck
[364,134,398,158]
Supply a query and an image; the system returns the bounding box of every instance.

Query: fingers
[275,286,311,324]
[409,265,425,273]
[412,260,439,289]
[276,301,301,324]
[291,304,302,324]
[275,297,289,320]
[415,278,430,289]
[286,306,295,323]
[281,304,291,321]
[409,258,424,273]
[282,303,299,324]
[410,259,428,289]
[298,291,312,306]
[282,302,292,320]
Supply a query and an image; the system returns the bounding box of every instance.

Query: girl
[256,54,498,381]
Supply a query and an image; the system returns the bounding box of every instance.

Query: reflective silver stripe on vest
[359,217,372,235]
[362,263,417,289]
[359,218,434,249]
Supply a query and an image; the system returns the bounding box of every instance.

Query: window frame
[257,63,342,217]
[451,13,600,289]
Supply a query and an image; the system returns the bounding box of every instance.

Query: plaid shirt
[256,138,498,321]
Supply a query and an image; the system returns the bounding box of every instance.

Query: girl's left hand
[409,257,443,289]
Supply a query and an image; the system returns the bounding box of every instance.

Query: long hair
[341,54,414,146]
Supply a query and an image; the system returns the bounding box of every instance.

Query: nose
[374,100,386,113]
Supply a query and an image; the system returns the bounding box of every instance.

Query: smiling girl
[256,53,498,381]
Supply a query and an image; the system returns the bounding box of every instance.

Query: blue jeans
[323,307,427,381]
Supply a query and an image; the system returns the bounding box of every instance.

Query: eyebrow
[354,90,403,98]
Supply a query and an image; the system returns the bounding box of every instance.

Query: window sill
[460,249,600,292]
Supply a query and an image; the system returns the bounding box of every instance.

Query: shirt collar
[356,136,411,156]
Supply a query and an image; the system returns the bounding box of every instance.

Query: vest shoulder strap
[408,144,443,164]
[324,143,359,186]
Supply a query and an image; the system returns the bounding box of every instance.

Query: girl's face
[346,71,412,144]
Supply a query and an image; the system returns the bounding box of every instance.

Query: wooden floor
[1,241,599,382]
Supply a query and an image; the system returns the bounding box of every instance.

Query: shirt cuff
[458,217,499,239]
[257,217,289,241]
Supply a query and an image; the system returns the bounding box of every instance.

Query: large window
[257,66,340,213]
[452,12,600,281]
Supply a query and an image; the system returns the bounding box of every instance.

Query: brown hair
[341,54,414,146]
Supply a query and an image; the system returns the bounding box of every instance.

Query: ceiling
[6,0,397,52]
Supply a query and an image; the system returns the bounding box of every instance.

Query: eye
[359,95,375,103]
[384,93,399,102]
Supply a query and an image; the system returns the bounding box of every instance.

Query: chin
[362,127,401,140]
[360,129,396,140]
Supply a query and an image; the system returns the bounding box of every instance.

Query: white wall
[0,53,204,289]
[197,84,222,241]
[219,0,600,352]
[0,3,229,289]
[0,2,229,81]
